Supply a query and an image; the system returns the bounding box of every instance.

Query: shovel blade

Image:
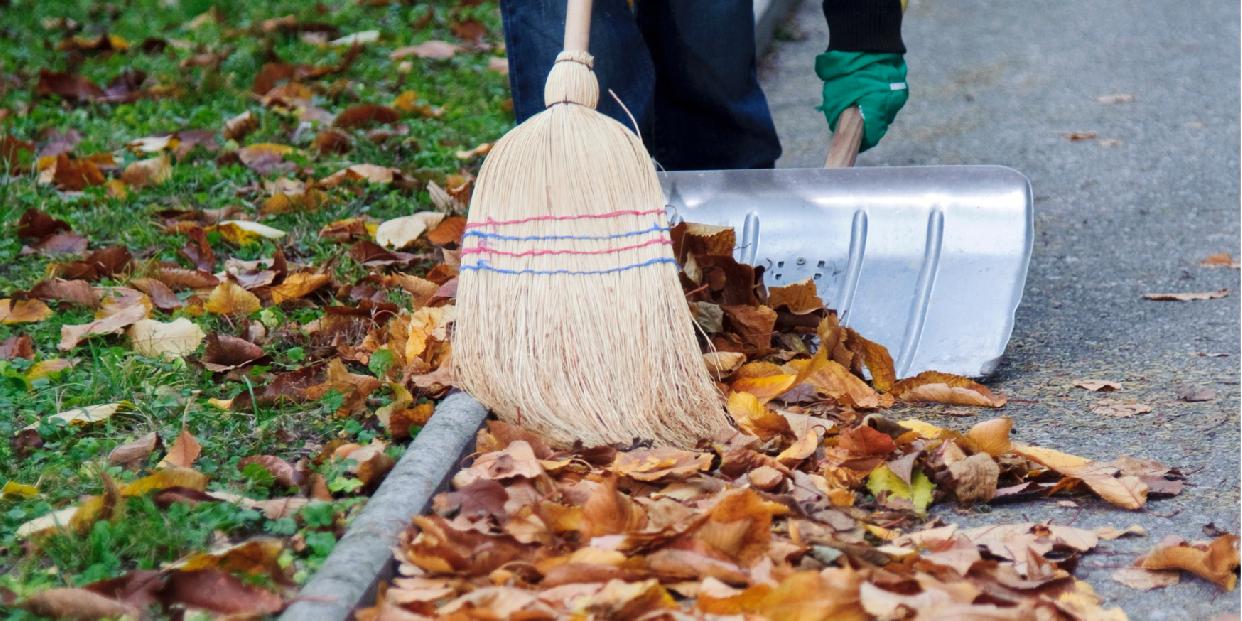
[661,165,1033,378]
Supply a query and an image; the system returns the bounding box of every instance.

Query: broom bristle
[453,51,733,448]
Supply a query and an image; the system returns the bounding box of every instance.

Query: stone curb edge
[279,392,487,621]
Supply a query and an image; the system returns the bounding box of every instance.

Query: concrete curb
[754,0,802,56]
[279,392,487,621]
[283,3,799,618]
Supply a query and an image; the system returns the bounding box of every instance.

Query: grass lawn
[0,0,509,614]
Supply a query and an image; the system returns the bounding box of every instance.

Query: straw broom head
[452,0,733,448]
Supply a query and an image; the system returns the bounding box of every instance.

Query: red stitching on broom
[462,238,671,257]
[465,208,665,229]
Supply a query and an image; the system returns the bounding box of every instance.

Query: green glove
[816,50,908,152]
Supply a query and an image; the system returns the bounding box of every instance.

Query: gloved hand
[816,50,908,152]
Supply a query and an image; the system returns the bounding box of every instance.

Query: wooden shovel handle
[825,106,863,168]
[564,0,593,53]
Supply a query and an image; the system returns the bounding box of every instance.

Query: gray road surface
[760,1,1240,618]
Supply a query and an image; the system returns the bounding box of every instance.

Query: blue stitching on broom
[462,257,676,275]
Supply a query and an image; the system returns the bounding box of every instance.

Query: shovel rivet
[796,258,806,266]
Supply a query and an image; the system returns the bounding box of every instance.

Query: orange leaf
[767,278,823,315]
[726,391,792,439]
[270,271,331,304]
[0,299,53,324]
[1140,534,1239,590]
[731,373,797,404]
[160,428,202,468]
[964,417,1012,456]
[204,281,261,316]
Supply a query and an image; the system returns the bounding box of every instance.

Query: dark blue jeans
[500,0,783,170]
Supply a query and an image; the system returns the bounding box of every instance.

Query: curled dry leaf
[1075,379,1122,392]
[766,278,824,314]
[223,111,258,141]
[321,163,398,187]
[108,432,160,466]
[120,154,172,188]
[1143,289,1229,301]
[1012,443,1149,509]
[964,417,1012,456]
[1139,534,1240,590]
[1200,252,1241,268]
[127,318,206,358]
[237,455,302,488]
[22,588,141,621]
[236,142,294,174]
[891,371,1007,408]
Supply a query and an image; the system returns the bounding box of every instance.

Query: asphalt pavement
[760,1,1241,618]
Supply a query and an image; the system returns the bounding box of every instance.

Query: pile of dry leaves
[356,224,1236,620]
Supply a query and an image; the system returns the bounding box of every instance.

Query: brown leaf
[223,111,258,141]
[130,278,181,311]
[349,240,415,267]
[1063,131,1098,141]
[121,154,171,188]
[236,143,294,175]
[313,128,352,154]
[0,335,35,360]
[154,266,219,290]
[160,428,202,468]
[947,453,999,504]
[426,216,466,246]
[22,587,140,620]
[767,278,824,315]
[238,455,302,488]
[108,432,160,466]
[1075,379,1121,392]
[610,447,713,482]
[690,488,788,564]
[179,226,216,272]
[1143,289,1229,301]
[27,232,89,256]
[1200,252,1241,268]
[1090,398,1153,418]
[58,303,147,350]
[964,417,1013,456]
[788,348,880,408]
[390,41,459,60]
[17,209,71,241]
[202,334,265,372]
[1,134,34,170]
[162,569,284,616]
[1140,534,1239,590]
[30,278,99,307]
[891,371,1007,407]
[726,391,793,439]
[721,304,776,354]
[581,474,648,537]
[35,70,105,102]
[38,153,107,190]
[334,104,400,128]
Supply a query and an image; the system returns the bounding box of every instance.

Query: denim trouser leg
[499,0,656,138]
[498,0,782,171]
[635,0,782,170]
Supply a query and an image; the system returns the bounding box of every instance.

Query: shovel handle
[825,106,863,168]
[564,0,593,53]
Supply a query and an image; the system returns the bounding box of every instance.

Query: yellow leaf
[166,537,285,578]
[204,281,261,316]
[731,373,797,404]
[16,506,78,539]
[24,402,126,432]
[127,318,206,358]
[270,271,331,304]
[867,465,935,514]
[2,480,38,499]
[726,391,792,439]
[789,347,879,408]
[0,298,53,324]
[25,359,75,383]
[375,211,446,249]
[211,220,287,245]
[897,419,951,439]
[121,467,209,496]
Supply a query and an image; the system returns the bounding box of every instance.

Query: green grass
[0,0,510,609]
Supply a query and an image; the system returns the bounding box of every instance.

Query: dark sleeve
[821,0,906,54]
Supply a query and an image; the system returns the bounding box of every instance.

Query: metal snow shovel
[660,107,1033,378]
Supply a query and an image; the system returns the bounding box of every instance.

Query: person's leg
[636,0,782,170]
[499,0,655,136]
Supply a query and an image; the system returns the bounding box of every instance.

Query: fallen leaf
[159,428,203,469]
[1176,384,1217,402]
[321,163,398,187]
[766,278,823,314]
[1140,534,1239,590]
[1090,398,1153,418]
[1143,289,1229,301]
[1063,131,1098,141]
[611,448,713,482]
[454,142,491,160]
[488,57,509,75]
[30,279,99,307]
[964,417,1013,456]
[1012,443,1149,509]
[204,281,262,316]
[2,481,39,499]
[426,216,466,246]
[331,30,379,47]
[108,432,160,466]
[161,569,284,616]
[335,104,399,128]
[0,335,35,360]
[270,271,331,303]
[22,588,140,621]
[1200,252,1241,268]
[59,303,148,350]
[703,351,745,375]
[211,220,287,245]
[947,453,999,504]
[0,299,53,324]
[202,334,265,371]
[236,143,294,174]
[237,455,302,488]
[121,154,172,188]
[223,111,258,141]
[891,371,1007,407]
[868,465,934,514]
[127,318,206,358]
[726,391,792,439]
[390,41,459,60]
[29,402,125,432]
[1075,379,1122,392]
[375,212,446,249]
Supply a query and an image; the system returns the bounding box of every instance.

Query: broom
[452,0,733,448]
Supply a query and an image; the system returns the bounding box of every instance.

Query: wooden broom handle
[564,0,593,53]
[825,106,863,168]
